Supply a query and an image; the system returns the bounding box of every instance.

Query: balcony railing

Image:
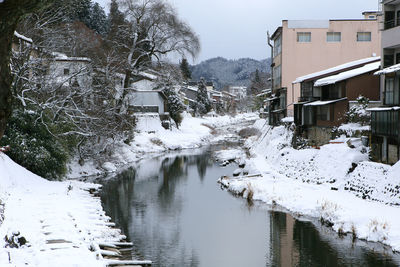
[384,18,400,30]
[298,96,320,103]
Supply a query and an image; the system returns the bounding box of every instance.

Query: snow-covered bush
[195,79,212,115]
[346,95,370,126]
[0,109,69,180]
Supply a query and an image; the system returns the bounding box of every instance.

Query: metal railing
[384,18,400,30]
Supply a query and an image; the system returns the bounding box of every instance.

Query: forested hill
[190,57,271,89]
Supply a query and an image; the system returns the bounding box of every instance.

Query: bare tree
[0,0,54,140]
[112,0,200,105]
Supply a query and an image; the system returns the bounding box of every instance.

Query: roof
[293,57,380,84]
[130,89,167,99]
[314,62,380,87]
[367,106,400,112]
[375,63,400,75]
[304,97,347,106]
[271,27,282,40]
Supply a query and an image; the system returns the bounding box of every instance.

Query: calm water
[99,148,400,267]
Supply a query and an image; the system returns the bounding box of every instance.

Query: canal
[98,147,400,267]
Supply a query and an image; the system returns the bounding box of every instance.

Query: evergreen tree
[107,0,127,41]
[180,58,192,80]
[89,2,108,36]
[196,79,211,115]
[163,87,185,128]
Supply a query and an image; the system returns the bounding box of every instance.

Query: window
[384,77,395,105]
[317,105,330,121]
[273,65,281,89]
[357,32,371,42]
[301,82,313,100]
[368,15,375,19]
[327,32,341,42]
[384,54,395,68]
[274,36,282,57]
[396,53,400,64]
[297,32,311,42]
[64,68,70,75]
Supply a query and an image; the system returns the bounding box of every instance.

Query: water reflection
[100,149,400,267]
[269,212,400,267]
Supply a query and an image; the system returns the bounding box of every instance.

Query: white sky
[95,0,380,63]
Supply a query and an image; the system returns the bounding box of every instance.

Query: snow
[314,62,380,87]
[68,112,259,178]
[338,123,370,135]
[293,57,380,84]
[13,31,32,44]
[0,154,122,266]
[367,106,400,112]
[138,71,157,80]
[304,97,347,106]
[281,117,294,123]
[375,63,400,75]
[220,120,400,252]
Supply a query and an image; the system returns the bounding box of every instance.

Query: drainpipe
[267,31,274,89]
[267,31,274,124]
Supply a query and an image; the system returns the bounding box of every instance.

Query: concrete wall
[278,19,381,116]
[306,126,333,146]
[49,60,92,89]
[127,91,166,114]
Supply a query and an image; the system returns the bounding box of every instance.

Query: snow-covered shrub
[0,109,69,180]
[346,95,370,126]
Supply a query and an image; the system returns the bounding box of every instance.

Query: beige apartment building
[270,13,381,121]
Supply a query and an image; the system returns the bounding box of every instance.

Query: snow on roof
[314,62,380,87]
[185,86,198,92]
[55,57,91,62]
[281,117,294,123]
[367,106,400,112]
[374,63,400,75]
[256,91,272,97]
[304,97,347,106]
[14,31,32,43]
[293,57,380,84]
[138,71,157,80]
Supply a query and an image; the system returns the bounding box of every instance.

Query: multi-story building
[269,13,381,125]
[294,57,381,145]
[370,0,400,164]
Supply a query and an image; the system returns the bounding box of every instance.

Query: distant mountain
[190,57,271,90]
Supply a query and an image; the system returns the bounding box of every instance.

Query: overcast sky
[95,0,380,63]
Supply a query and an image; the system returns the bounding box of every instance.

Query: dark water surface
[99,148,400,267]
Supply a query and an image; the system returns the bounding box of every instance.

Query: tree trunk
[0,0,53,140]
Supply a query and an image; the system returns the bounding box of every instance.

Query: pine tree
[107,0,126,41]
[164,88,185,128]
[180,58,192,80]
[196,79,211,115]
[89,2,108,36]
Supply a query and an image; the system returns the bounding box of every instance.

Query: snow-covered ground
[218,119,400,252]
[0,153,127,267]
[68,112,258,178]
[0,112,258,266]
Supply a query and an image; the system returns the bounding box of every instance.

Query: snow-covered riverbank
[68,112,258,178]
[218,119,400,252]
[0,153,127,266]
[0,113,257,266]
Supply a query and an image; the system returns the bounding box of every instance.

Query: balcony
[384,18,400,30]
[298,96,320,103]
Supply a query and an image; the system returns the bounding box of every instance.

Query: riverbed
[98,147,400,267]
